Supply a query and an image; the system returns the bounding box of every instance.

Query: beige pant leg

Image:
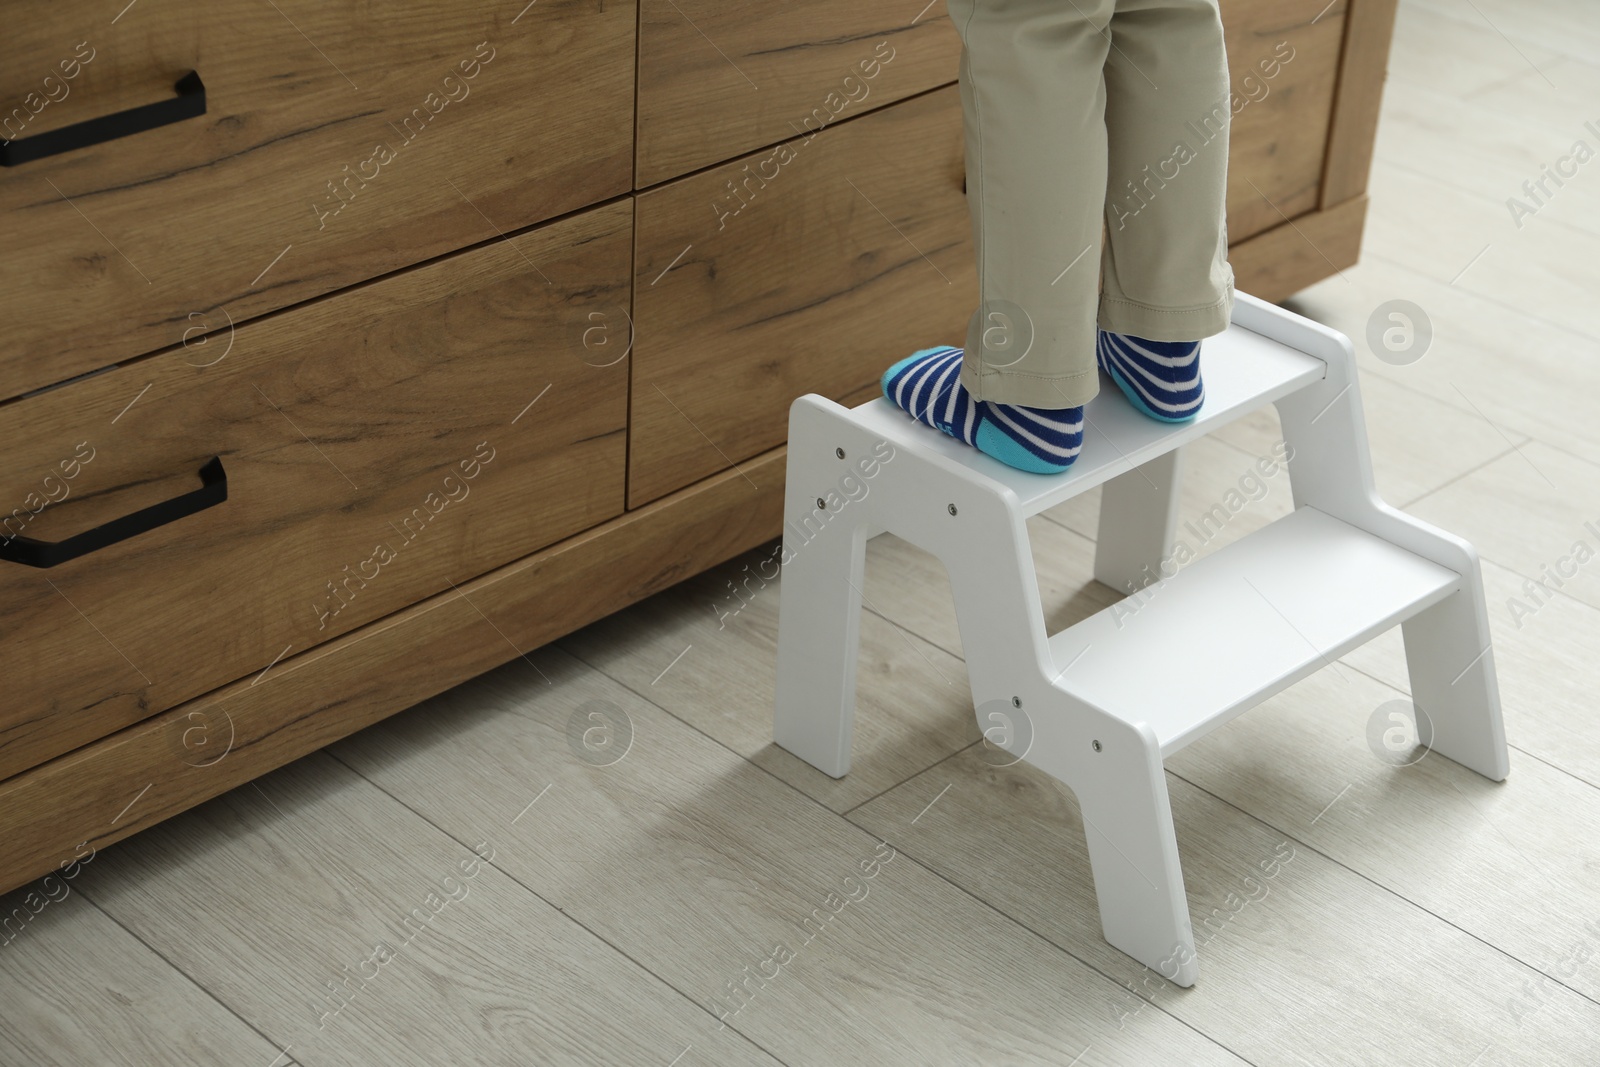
[1098,0,1234,341]
[946,0,1115,408]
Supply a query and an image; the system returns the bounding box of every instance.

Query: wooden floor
[7,3,1600,1063]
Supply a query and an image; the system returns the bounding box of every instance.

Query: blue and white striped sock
[880,347,1083,474]
[1096,331,1205,422]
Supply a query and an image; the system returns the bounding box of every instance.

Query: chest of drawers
[0,0,1397,893]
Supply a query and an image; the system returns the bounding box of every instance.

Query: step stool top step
[845,323,1325,518]
[1047,506,1461,756]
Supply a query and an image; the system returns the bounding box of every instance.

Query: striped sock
[880,347,1083,474]
[1096,331,1205,422]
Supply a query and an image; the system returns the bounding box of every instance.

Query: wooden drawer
[0,0,634,403]
[0,199,632,782]
[636,1,959,186]
[629,86,972,508]
[1221,0,1347,240]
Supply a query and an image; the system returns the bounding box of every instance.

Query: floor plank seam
[1163,765,1600,1016]
[70,888,304,1067]
[1394,440,1526,510]
[1364,249,1600,349]
[827,807,1264,1066]
[1401,0,1595,71]
[318,747,797,1067]
[555,644,1262,1064]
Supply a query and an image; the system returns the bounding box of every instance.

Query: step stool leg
[773,505,869,778]
[1401,583,1510,781]
[1093,447,1186,594]
[1245,295,1509,781]
[1070,724,1199,986]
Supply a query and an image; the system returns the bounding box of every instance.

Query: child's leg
[944,0,1115,411]
[1097,0,1233,414]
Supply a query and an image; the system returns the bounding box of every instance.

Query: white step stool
[772,292,1508,986]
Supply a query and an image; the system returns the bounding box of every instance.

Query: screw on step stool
[817,497,826,510]
[1092,739,1102,752]
[835,447,845,459]
[947,503,958,516]
[1011,696,1021,708]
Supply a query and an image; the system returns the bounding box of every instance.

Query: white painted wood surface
[773,293,1508,986]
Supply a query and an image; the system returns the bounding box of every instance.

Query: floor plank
[1342,555,1600,790]
[0,879,293,1067]
[1207,369,1528,508]
[1375,80,1600,243]
[851,731,1600,1065]
[1406,0,1600,68]
[1403,441,1600,611]
[1281,252,1600,468]
[1166,666,1600,1006]
[558,545,983,812]
[1364,162,1600,345]
[72,752,781,1067]
[1039,434,1296,562]
[331,648,1248,1066]
[861,517,1121,663]
[1387,1,1567,101]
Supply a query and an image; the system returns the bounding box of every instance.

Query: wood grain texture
[1037,435,1295,569]
[1343,555,1600,791]
[1220,0,1349,240]
[0,447,785,897]
[1167,665,1600,1004]
[1226,194,1367,302]
[1401,442,1600,613]
[858,519,1125,662]
[559,539,984,813]
[629,85,973,508]
[1277,208,1600,468]
[1207,371,1532,510]
[635,0,962,186]
[1318,0,1401,207]
[0,882,293,1067]
[1364,163,1600,341]
[76,752,780,1066]
[0,199,632,780]
[629,5,1374,507]
[328,646,1246,1065]
[851,739,1600,1064]
[0,0,635,401]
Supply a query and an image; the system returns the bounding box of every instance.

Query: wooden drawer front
[0,0,634,403]
[636,2,959,186]
[1220,0,1347,241]
[630,87,972,508]
[0,199,632,782]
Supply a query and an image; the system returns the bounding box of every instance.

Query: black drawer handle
[0,71,206,168]
[0,457,227,568]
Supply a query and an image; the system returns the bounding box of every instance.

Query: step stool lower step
[1048,505,1462,756]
